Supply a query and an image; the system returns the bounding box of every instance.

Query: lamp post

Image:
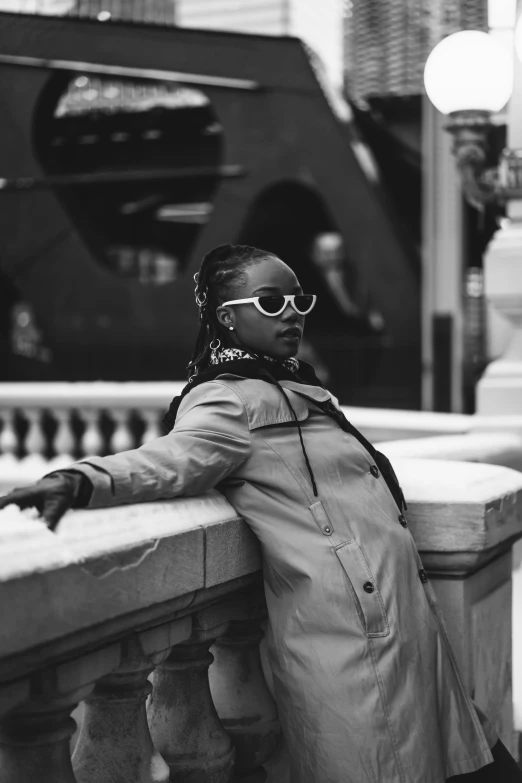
[424,30,514,209]
[424,23,522,416]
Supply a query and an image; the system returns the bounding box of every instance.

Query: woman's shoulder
[176,373,341,432]
[211,376,338,429]
[176,376,308,431]
[175,378,247,419]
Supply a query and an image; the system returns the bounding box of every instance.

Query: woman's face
[216,256,307,360]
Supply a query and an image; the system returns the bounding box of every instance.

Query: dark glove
[0,470,93,530]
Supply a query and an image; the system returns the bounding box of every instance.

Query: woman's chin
[266,344,300,360]
[242,339,300,361]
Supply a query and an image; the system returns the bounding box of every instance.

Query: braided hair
[187,244,279,380]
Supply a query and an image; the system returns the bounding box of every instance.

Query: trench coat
[71,376,497,783]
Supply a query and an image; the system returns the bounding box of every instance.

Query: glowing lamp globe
[424,31,513,115]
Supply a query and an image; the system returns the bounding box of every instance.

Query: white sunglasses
[221,294,317,317]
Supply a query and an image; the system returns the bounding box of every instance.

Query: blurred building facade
[0,0,422,408]
[0,0,511,414]
[343,0,507,415]
[344,0,488,106]
[176,0,345,92]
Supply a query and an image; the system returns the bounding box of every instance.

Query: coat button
[363,581,375,593]
[419,569,429,584]
[370,465,380,478]
[398,514,408,527]
[323,526,332,535]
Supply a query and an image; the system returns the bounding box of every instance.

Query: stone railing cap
[0,381,185,409]
[377,432,522,471]
[0,491,261,662]
[394,457,522,556]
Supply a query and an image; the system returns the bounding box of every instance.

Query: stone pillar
[421,92,465,412]
[209,610,281,782]
[429,551,514,743]
[473,14,522,745]
[148,605,235,782]
[476,220,522,415]
[0,645,120,783]
[73,619,190,783]
[476,0,522,416]
[398,457,522,756]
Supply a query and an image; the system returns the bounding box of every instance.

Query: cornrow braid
[187,244,278,380]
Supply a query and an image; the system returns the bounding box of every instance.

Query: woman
[1,244,521,783]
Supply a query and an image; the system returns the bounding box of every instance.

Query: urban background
[0,0,514,413]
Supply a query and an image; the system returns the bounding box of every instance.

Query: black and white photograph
[1,1,522,781]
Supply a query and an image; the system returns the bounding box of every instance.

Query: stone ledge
[2,459,522,686]
[341,405,472,442]
[0,490,261,663]
[393,458,522,566]
[0,590,269,718]
[0,381,185,408]
[0,573,262,690]
[378,432,522,472]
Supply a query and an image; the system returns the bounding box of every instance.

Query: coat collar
[161,356,326,435]
[213,374,333,429]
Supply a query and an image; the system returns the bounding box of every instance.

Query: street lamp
[424,30,518,207]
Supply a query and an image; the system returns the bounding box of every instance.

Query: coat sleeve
[68,382,251,508]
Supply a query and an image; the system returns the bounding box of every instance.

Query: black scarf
[161,356,406,512]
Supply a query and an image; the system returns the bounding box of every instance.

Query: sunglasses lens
[258,296,286,314]
[294,295,315,314]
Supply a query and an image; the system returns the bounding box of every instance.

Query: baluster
[80,409,104,457]
[0,691,87,782]
[24,408,46,458]
[53,409,75,461]
[73,620,190,783]
[210,613,281,782]
[109,409,134,454]
[141,409,162,445]
[0,646,119,783]
[148,608,235,783]
[0,409,18,457]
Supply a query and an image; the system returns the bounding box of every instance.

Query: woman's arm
[72,381,251,508]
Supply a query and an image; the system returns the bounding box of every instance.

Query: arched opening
[238,182,382,332]
[238,182,385,400]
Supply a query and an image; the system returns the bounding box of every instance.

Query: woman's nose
[281,303,299,321]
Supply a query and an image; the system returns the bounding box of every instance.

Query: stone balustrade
[376,431,522,755]
[4,381,522,493]
[0,384,470,467]
[0,491,278,782]
[0,382,184,491]
[393,458,522,756]
[1,458,522,780]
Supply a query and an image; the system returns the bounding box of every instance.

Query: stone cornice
[0,490,261,682]
[2,459,522,688]
[394,458,522,573]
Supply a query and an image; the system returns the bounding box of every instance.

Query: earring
[228,326,234,331]
[209,338,221,363]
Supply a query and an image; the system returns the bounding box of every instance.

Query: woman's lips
[279,328,302,340]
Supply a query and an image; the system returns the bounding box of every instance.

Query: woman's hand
[0,471,92,530]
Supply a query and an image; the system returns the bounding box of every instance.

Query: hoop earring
[193,272,208,308]
[209,338,221,362]
[195,288,207,308]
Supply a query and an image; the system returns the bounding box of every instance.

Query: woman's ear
[216,306,234,330]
